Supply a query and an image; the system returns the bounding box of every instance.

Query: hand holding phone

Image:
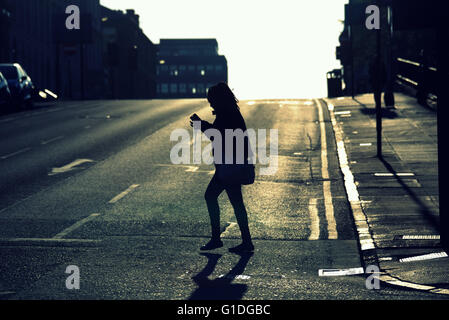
[190,113,201,127]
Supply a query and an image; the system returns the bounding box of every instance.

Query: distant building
[156,39,228,99]
[0,0,12,64]
[337,0,388,95]
[101,6,156,99]
[0,0,104,99]
[337,0,440,96]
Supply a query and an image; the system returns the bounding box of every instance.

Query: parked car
[0,71,12,113]
[0,63,35,109]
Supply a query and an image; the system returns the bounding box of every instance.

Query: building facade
[0,0,104,100]
[156,39,228,99]
[337,0,441,96]
[101,7,156,99]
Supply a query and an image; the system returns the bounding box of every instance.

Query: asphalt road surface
[0,99,443,300]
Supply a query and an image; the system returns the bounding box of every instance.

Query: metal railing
[396,57,438,97]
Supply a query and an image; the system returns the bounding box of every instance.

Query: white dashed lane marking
[108,184,140,204]
[52,213,101,239]
[0,147,32,160]
[41,136,64,145]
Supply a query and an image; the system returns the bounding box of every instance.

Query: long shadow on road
[189,252,253,300]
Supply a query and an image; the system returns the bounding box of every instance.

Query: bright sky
[101,0,347,100]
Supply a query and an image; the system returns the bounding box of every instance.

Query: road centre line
[108,184,140,204]
[0,147,32,160]
[0,102,103,124]
[52,213,100,239]
[316,99,338,240]
[41,136,64,145]
[0,238,100,246]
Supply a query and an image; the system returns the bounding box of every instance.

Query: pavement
[325,93,449,295]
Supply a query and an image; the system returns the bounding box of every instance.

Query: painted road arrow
[48,159,95,176]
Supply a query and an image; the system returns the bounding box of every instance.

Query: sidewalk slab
[326,93,449,295]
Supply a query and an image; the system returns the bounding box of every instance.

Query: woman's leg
[226,185,253,247]
[204,174,225,241]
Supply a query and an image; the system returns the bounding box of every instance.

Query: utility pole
[384,4,395,108]
[349,25,355,99]
[375,2,382,158]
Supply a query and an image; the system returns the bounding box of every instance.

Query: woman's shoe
[200,239,224,251]
[228,242,254,253]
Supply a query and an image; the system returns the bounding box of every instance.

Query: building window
[188,65,195,72]
[170,66,177,76]
[215,65,223,72]
[189,84,196,95]
[161,83,169,94]
[197,83,205,94]
[170,83,178,94]
[179,83,187,94]
[179,65,186,75]
[198,65,205,76]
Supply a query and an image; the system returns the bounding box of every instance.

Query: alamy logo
[65,265,80,290]
[170,121,278,176]
[365,5,380,30]
[365,265,380,290]
[65,5,80,30]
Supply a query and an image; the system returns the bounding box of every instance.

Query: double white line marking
[309,100,338,240]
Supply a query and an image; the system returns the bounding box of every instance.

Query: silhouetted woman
[190,83,254,253]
